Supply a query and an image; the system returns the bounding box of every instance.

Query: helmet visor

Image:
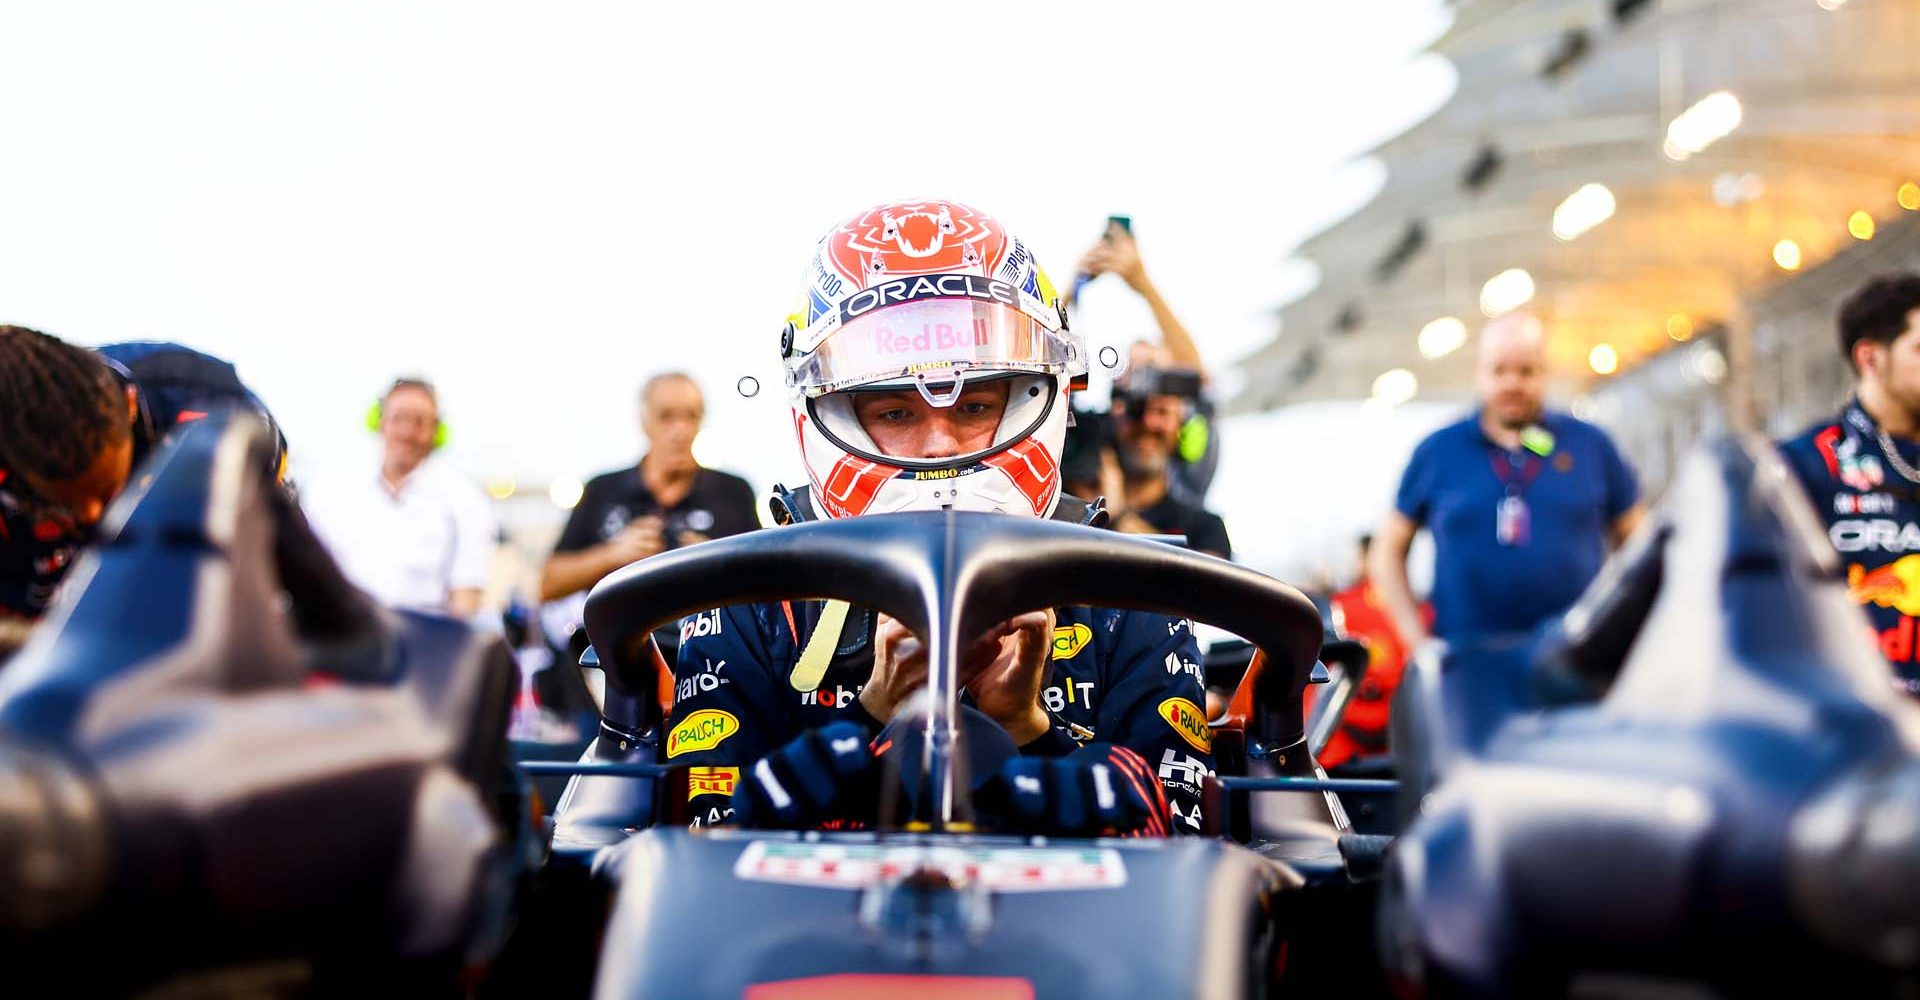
[790,297,1080,398]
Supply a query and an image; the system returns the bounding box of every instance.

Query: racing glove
[730,721,876,829]
[978,744,1172,838]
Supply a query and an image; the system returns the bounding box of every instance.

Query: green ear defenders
[367,378,450,449]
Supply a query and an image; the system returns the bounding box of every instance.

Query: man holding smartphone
[1074,218,1221,507]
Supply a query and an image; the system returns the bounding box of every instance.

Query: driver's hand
[979,744,1171,838]
[961,609,1055,746]
[603,515,666,566]
[861,613,1010,724]
[730,721,875,828]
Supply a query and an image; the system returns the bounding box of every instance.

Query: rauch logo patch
[1051,623,1093,660]
[666,709,739,758]
[1157,697,1211,752]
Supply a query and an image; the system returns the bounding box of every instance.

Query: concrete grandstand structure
[1238,0,1920,494]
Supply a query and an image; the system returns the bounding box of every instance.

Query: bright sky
[0,1,1457,579]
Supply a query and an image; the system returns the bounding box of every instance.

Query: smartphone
[1105,214,1132,241]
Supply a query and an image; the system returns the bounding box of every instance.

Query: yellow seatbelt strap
[789,599,851,692]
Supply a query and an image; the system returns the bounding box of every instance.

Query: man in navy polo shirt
[1371,314,1644,650]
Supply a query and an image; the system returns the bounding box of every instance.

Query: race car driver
[0,327,284,652]
[1780,272,1920,698]
[664,200,1216,834]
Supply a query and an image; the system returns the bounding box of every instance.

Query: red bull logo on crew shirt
[1847,555,1920,662]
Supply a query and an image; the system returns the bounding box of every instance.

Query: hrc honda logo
[680,608,724,642]
[1157,749,1212,788]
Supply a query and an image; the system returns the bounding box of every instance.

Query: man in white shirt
[306,377,496,618]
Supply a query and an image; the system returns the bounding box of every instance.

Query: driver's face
[852,380,1011,460]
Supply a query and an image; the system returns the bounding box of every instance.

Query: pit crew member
[1780,272,1920,697]
[0,328,283,654]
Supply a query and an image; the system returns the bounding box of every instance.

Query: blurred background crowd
[4,0,1919,747]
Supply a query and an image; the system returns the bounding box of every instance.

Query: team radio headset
[365,379,461,584]
[365,378,450,450]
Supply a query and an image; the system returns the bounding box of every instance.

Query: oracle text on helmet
[838,273,1019,324]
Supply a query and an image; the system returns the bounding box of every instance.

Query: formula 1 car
[0,411,526,996]
[1383,435,1920,997]
[498,506,1393,999]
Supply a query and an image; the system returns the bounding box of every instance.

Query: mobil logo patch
[798,684,861,708]
[681,608,724,642]
[666,709,739,758]
[1157,697,1211,752]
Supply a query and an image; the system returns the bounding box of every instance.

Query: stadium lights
[1417,316,1469,360]
[1712,172,1765,207]
[1480,268,1536,317]
[1667,314,1694,342]
[549,477,585,509]
[1665,91,1742,161]
[1553,183,1617,241]
[1900,183,1920,212]
[1690,344,1728,385]
[1588,344,1619,376]
[1850,211,1876,241]
[1773,239,1803,271]
[1371,368,1419,406]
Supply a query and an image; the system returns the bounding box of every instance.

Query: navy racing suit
[1780,400,1920,698]
[664,494,1218,832]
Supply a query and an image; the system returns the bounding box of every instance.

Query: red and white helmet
[782,200,1085,519]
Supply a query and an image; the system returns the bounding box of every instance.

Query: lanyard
[1488,449,1543,496]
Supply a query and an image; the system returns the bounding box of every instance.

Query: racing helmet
[782,200,1085,519]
